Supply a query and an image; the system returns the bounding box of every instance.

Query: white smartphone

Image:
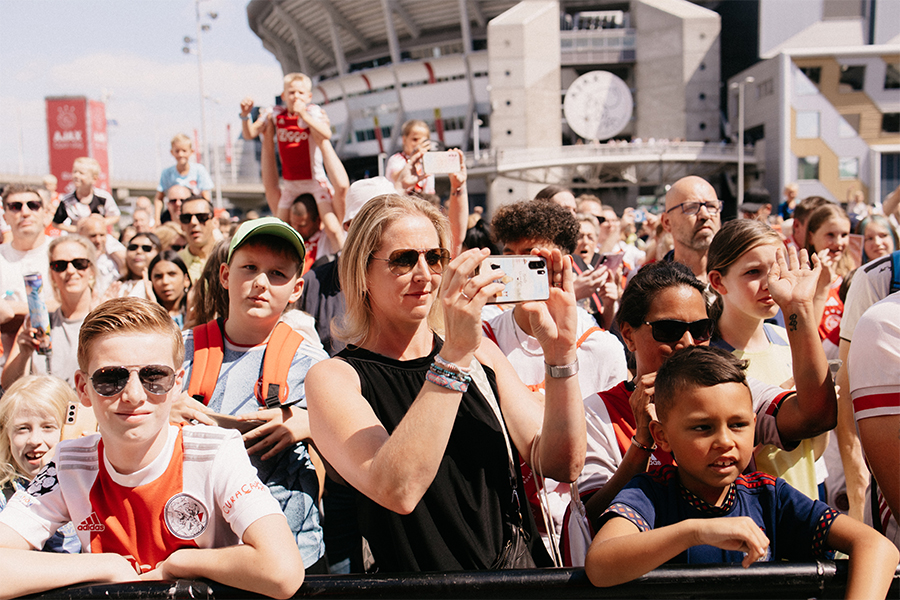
[479,255,550,304]
[422,151,461,175]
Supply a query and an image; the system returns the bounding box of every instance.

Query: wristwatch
[545,358,579,379]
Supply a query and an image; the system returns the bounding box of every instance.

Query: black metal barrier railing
[27,561,900,600]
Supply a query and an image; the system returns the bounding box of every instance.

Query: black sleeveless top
[337,335,550,572]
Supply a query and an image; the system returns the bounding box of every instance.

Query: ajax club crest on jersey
[164,493,209,540]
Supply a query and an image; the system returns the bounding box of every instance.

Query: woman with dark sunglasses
[2,235,98,390]
[570,253,837,559]
[103,233,161,301]
[306,193,586,572]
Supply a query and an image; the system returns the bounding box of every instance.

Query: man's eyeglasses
[89,364,177,397]
[666,201,722,216]
[49,258,92,272]
[127,244,155,252]
[4,200,42,213]
[643,318,713,344]
[371,248,450,276]
[179,212,213,225]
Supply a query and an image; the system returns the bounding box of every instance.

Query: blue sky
[0,0,283,181]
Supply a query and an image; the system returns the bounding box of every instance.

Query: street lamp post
[183,0,217,170]
[730,76,754,208]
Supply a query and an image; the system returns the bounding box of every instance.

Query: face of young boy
[170,141,193,165]
[8,409,61,479]
[71,164,97,190]
[221,242,303,328]
[74,333,183,472]
[282,80,312,114]
[652,382,756,505]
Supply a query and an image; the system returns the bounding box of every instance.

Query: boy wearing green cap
[174,217,329,571]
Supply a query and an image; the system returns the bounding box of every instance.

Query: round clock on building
[563,71,633,141]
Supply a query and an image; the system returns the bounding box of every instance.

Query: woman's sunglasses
[371,248,450,276]
[89,364,177,397]
[49,258,92,272]
[643,318,713,344]
[127,244,155,252]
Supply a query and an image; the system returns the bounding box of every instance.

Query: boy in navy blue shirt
[586,346,898,597]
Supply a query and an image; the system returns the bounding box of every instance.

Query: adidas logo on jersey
[77,512,105,532]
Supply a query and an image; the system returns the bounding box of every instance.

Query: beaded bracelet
[426,366,470,392]
[434,354,471,374]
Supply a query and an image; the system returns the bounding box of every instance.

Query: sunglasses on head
[49,258,92,272]
[169,243,185,252]
[643,318,713,344]
[5,200,42,213]
[89,364,177,397]
[127,244,155,252]
[371,248,450,276]
[179,212,213,225]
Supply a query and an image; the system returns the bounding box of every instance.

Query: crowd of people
[0,69,898,598]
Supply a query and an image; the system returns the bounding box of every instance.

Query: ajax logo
[164,493,209,540]
[57,105,78,129]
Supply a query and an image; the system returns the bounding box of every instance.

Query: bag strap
[259,322,304,408]
[188,319,225,405]
[469,360,524,527]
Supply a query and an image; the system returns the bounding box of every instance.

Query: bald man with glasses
[660,176,722,283]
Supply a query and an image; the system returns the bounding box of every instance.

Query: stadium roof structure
[247,0,539,79]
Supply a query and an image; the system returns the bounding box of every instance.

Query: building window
[799,66,821,84]
[886,63,900,90]
[796,111,820,138]
[839,65,866,92]
[756,79,774,99]
[839,157,859,179]
[883,113,900,133]
[798,156,819,180]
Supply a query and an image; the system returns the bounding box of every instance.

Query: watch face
[563,71,633,141]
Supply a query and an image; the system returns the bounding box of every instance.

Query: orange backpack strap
[188,320,225,405]
[259,322,304,409]
[576,326,600,348]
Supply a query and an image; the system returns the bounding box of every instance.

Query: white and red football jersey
[849,292,900,421]
[272,104,327,184]
[0,425,281,574]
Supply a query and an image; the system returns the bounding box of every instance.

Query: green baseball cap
[227,216,306,264]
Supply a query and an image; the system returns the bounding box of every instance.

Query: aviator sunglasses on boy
[371,248,451,275]
[89,364,177,397]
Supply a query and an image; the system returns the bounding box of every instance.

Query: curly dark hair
[490,199,579,254]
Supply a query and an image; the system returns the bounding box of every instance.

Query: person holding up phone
[306,193,586,572]
[485,199,627,556]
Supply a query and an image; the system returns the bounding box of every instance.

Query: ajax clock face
[563,71,633,141]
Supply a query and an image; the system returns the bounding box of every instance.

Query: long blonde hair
[0,376,73,489]
[335,194,450,347]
